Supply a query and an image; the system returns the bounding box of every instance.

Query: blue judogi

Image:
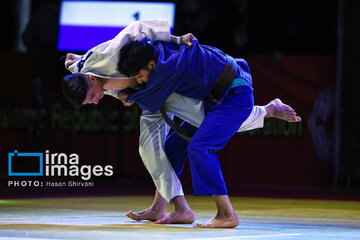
[127,39,252,113]
[127,40,254,196]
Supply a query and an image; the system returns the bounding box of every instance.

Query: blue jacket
[127,39,252,113]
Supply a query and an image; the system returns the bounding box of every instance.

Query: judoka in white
[63,19,301,226]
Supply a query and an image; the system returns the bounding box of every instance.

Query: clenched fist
[117,92,134,107]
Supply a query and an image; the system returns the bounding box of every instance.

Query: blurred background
[1,0,359,199]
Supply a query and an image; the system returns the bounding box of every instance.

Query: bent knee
[187,139,208,155]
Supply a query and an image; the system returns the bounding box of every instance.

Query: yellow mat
[0,196,359,239]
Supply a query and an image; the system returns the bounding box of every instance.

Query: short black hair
[118,40,155,77]
[61,73,89,109]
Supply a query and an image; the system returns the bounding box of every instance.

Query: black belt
[160,56,238,142]
[207,56,238,104]
[160,107,193,142]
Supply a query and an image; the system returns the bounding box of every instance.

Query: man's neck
[100,77,137,90]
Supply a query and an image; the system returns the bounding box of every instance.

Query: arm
[170,33,197,47]
[102,90,135,107]
[115,19,197,48]
[122,19,171,42]
[64,53,82,69]
[64,19,172,75]
[65,19,197,76]
[117,92,134,107]
[127,19,197,46]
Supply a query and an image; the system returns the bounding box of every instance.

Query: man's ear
[88,75,102,87]
[147,60,156,70]
[88,75,96,83]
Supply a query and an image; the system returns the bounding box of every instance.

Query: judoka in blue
[119,38,254,227]
[123,39,253,196]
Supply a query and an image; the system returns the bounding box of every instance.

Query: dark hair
[61,73,89,109]
[118,41,155,77]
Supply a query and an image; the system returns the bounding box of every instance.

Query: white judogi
[67,19,266,202]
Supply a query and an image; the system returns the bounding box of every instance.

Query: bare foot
[194,213,239,228]
[126,207,165,222]
[265,98,301,122]
[155,209,195,224]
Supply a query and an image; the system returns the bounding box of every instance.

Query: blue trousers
[164,86,254,195]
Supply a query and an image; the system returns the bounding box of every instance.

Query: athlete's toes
[126,210,138,220]
[289,115,301,122]
[154,219,164,224]
[155,217,170,224]
[193,223,202,228]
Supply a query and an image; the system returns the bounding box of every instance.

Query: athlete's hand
[180,33,197,47]
[117,92,134,107]
[65,53,82,69]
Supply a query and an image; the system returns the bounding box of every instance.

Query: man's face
[82,75,104,105]
[133,69,151,85]
[133,60,156,85]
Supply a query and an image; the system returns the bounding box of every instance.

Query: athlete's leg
[127,110,186,222]
[188,88,254,228]
[164,122,197,177]
[154,122,197,224]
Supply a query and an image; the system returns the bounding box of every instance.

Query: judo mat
[0,195,359,240]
